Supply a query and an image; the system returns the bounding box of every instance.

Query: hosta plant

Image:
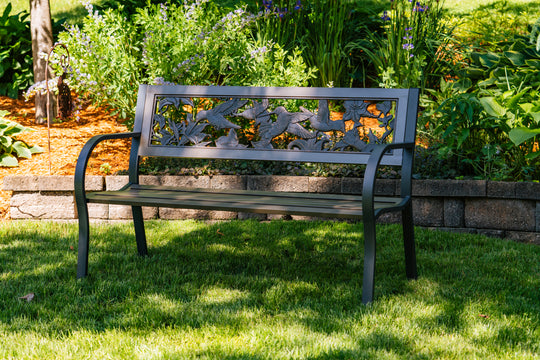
[0,110,43,167]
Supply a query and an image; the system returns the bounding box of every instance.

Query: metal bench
[74,85,420,303]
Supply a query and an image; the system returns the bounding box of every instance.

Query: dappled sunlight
[0,220,538,358]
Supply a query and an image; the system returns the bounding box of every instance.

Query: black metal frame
[74,85,420,304]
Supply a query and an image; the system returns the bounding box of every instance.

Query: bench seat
[86,185,410,219]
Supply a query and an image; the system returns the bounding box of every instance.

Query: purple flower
[381,11,390,21]
[402,43,414,50]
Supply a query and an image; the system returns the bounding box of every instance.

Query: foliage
[57,0,315,128]
[57,2,142,121]
[360,0,457,92]
[451,0,540,52]
[0,4,34,99]
[0,110,43,167]
[253,0,372,88]
[0,220,539,358]
[421,23,540,181]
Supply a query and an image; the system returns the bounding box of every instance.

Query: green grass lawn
[0,220,538,359]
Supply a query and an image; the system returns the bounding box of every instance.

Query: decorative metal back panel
[137,86,418,165]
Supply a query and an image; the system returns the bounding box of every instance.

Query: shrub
[0,110,43,167]
[420,23,540,181]
[0,4,34,99]
[57,0,316,128]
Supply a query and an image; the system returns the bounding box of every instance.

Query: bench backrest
[133,85,419,166]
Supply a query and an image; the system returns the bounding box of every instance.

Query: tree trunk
[29,0,54,124]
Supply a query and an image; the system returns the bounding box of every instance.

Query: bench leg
[132,206,148,256]
[402,203,417,280]
[76,202,90,279]
[362,217,377,304]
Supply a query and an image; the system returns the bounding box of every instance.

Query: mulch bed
[0,96,131,220]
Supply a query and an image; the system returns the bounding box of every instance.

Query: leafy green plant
[253,0,364,87]
[420,21,540,181]
[0,3,34,99]
[360,0,457,92]
[58,0,315,128]
[0,110,43,167]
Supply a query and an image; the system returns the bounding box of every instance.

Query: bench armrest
[74,132,141,200]
[362,142,415,218]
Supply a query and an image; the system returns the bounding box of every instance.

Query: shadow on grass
[0,220,538,357]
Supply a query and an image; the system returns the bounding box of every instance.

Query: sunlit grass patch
[0,219,538,359]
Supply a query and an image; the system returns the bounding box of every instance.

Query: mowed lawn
[0,220,538,359]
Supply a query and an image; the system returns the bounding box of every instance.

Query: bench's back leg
[402,203,417,279]
[76,201,90,278]
[132,206,148,256]
[362,216,377,304]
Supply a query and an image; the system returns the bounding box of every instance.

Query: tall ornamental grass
[361,0,457,92]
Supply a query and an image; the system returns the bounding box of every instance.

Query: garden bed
[0,95,131,219]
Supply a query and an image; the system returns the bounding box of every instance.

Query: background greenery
[1,0,540,179]
[0,220,538,359]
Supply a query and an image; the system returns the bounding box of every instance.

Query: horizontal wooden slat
[86,186,408,219]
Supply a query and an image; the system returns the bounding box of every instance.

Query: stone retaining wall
[3,175,539,244]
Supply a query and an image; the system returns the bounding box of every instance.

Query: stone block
[210,175,246,190]
[537,202,540,232]
[10,192,75,219]
[411,198,444,227]
[267,214,293,220]
[247,176,308,192]
[465,199,536,231]
[378,211,401,224]
[88,203,109,219]
[515,182,540,201]
[239,212,266,220]
[159,207,235,220]
[444,199,464,228]
[3,175,103,191]
[159,175,210,188]
[341,178,397,196]
[108,205,158,220]
[487,181,516,199]
[105,175,160,190]
[308,177,341,193]
[505,231,540,245]
[412,179,486,197]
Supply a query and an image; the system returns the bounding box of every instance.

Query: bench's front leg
[76,199,90,278]
[362,214,377,304]
[402,202,417,280]
[132,206,148,256]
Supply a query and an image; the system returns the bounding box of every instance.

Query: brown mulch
[0,96,131,220]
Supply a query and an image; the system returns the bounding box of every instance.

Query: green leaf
[28,144,44,154]
[479,97,506,117]
[478,53,500,68]
[504,51,525,66]
[508,127,540,146]
[12,141,32,159]
[0,135,12,148]
[530,112,540,124]
[519,103,534,113]
[0,153,18,167]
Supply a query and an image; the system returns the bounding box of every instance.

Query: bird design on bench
[300,99,345,133]
[252,106,315,149]
[196,99,248,130]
